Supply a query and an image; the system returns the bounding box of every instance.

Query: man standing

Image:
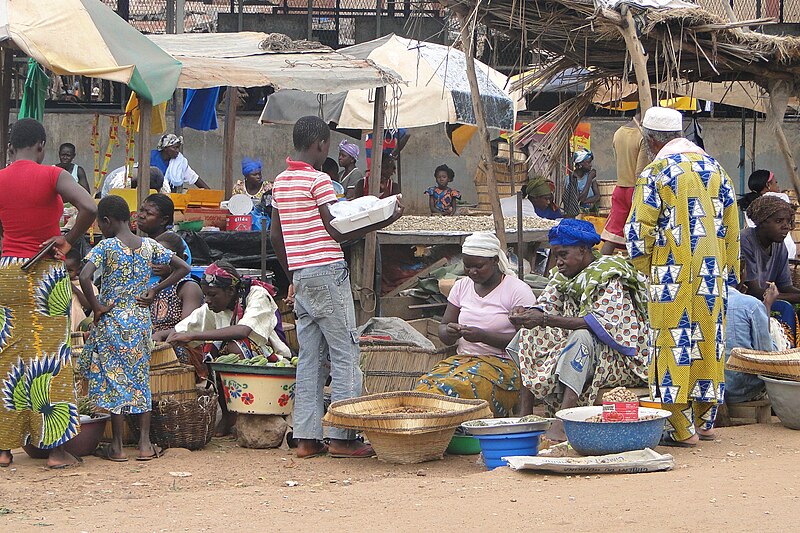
[625,107,740,447]
[600,110,649,254]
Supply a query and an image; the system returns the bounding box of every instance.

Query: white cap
[641,107,683,132]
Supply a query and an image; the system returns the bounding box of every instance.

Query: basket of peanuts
[602,387,639,422]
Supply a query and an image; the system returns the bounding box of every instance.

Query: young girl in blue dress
[79,195,189,462]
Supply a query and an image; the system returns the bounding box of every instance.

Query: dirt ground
[1,422,799,532]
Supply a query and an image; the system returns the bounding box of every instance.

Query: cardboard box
[226,215,252,231]
[602,401,639,422]
[184,208,228,230]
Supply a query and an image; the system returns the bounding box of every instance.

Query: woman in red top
[355,151,400,199]
[0,119,96,469]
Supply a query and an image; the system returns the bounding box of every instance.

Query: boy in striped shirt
[270,116,404,459]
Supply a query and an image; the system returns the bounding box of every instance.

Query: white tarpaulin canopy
[148,32,399,93]
[259,34,522,131]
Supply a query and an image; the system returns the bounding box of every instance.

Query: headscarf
[202,263,276,296]
[461,232,516,277]
[525,175,552,198]
[339,139,359,161]
[241,157,262,177]
[573,149,593,164]
[746,195,795,226]
[548,218,601,247]
[157,133,183,151]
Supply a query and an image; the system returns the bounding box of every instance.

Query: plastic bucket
[190,265,207,281]
[475,431,544,470]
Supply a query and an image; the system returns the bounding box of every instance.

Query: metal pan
[461,417,553,436]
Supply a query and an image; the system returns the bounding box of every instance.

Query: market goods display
[602,386,639,422]
[585,413,661,423]
[727,347,800,381]
[213,353,298,367]
[602,387,638,403]
[461,415,552,436]
[384,215,556,233]
[556,406,671,456]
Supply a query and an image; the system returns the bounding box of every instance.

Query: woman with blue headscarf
[233,157,271,199]
[563,149,600,218]
[507,219,648,440]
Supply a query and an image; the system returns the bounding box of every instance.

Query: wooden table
[376,229,550,246]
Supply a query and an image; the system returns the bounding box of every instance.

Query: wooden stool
[593,387,649,406]
[715,399,772,427]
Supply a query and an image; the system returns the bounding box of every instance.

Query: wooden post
[137,99,153,212]
[358,86,386,323]
[458,13,506,248]
[0,48,12,168]
[774,120,800,199]
[223,87,238,198]
[618,7,653,113]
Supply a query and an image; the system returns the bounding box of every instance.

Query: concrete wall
[39,112,800,214]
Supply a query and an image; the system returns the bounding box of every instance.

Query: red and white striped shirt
[272,158,344,271]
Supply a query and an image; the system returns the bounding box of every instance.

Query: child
[56,142,91,193]
[162,261,291,435]
[149,232,204,371]
[425,164,461,215]
[64,248,97,332]
[79,195,189,462]
[270,116,404,459]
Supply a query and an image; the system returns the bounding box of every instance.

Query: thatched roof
[443,0,800,175]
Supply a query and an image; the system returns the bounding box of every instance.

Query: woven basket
[322,391,491,434]
[323,392,490,464]
[151,364,197,402]
[474,160,528,185]
[129,387,217,451]
[790,259,800,288]
[283,323,299,354]
[71,332,85,348]
[727,347,800,381]
[151,342,180,371]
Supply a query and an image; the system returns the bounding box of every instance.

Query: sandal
[330,444,376,459]
[136,444,165,461]
[659,434,697,448]
[94,445,129,462]
[49,456,84,470]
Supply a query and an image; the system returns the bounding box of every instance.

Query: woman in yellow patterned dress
[0,119,97,468]
[625,108,740,446]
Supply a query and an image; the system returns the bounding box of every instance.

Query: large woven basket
[129,387,217,451]
[151,364,197,402]
[727,347,800,381]
[323,392,490,463]
[283,323,299,354]
[151,342,180,371]
[359,318,457,394]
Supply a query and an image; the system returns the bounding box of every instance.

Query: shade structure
[148,32,399,93]
[0,0,181,104]
[260,34,519,131]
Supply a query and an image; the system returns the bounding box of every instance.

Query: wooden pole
[358,86,386,323]
[137,99,153,212]
[618,7,653,113]
[774,120,800,200]
[0,48,12,168]
[223,87,238,198]
[458,12,506,248]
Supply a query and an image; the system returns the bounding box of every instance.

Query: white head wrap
[461,232,517,278]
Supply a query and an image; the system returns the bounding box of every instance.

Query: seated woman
[233,157,271,200]
[414,233,537,417]
[160,261,291,435]
[355,151,400,199]
[508,219,649,441]
[149,232,204,376]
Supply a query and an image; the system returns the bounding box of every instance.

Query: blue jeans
[292,261,361,441]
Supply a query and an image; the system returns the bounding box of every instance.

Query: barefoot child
[79,195,189,462]
[64,248,98,332]
[270,116,405,459]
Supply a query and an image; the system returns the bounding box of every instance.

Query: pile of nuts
[602,387,639,403]
[384,215,557,233]
[584,413,661,423]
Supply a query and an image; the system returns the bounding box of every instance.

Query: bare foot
[215,412,237,437]
[328,439,375,458]
[296,439,327,459]
[0,449,12,467]
[47,447,80,469]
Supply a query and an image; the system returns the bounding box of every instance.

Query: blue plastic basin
[190,265,207,281]
[475,431,544,470]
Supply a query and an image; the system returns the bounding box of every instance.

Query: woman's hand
[92,303,115,325]
[285,284,295,307]
[445,322,463,338]
[136,288,158,307]
[151,263,171,278]
[764,281,779,311]
[166,331,194,345]
[41,236,71,261]
[459,325,486,343]
[509,307,544,329]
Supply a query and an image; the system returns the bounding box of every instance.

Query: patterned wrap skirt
[0,258,79,450]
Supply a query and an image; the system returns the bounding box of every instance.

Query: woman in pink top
[415,233,536,416]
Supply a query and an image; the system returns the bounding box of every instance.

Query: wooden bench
[715,399,772,427]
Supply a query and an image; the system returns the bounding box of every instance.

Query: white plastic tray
[330,195,397,233]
